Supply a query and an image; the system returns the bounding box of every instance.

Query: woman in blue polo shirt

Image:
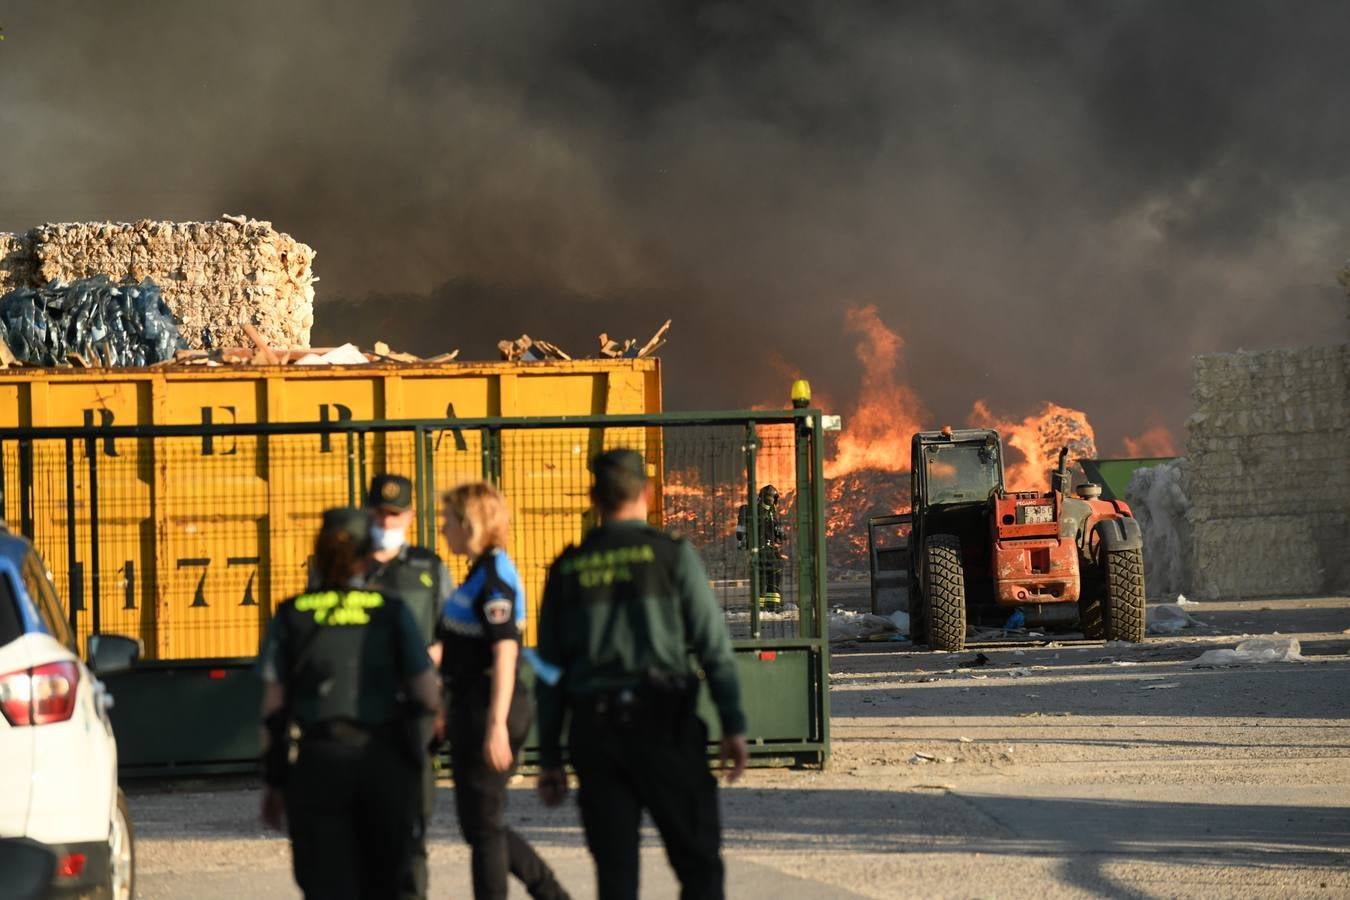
[438,481,569,900]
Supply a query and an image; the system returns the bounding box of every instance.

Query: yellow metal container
[0,360,661,658]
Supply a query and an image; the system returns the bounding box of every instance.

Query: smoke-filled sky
[2,1,1347,452]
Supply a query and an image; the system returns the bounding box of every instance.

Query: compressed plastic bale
[0,276,187,366]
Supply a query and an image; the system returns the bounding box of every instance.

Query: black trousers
[756,549,783,598]
[401,751,435,900]
[569,701,724,900]
[286,730,420,900]
[448,681,569,900]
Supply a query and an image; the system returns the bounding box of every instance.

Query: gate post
[794,415,816,639]
[744,422,760,639]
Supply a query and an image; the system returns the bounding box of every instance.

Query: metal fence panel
[1,411,830,768]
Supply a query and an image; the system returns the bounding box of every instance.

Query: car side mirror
[88,634,142,675]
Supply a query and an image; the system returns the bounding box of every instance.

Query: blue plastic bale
[0,275,187,366]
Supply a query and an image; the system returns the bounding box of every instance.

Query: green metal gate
[0,410,830,772]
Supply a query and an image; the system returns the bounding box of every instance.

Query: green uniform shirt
[258,589,431,729]
[365,546,451,647]
[535,519,746,768]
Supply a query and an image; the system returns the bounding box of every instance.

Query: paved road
[129,596,1350,898]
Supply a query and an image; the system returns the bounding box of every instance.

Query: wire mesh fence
[1,414,824,659]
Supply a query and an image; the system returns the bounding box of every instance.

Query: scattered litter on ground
[909,752,937,764]
[1111,660,1140,667]
[958,736,973,743]
[887,610,910,634]
[1138,682,1182,691]
[1005,609,1026,630]
[958,653,991,669]
[1175,594,1198,606]
[1194,638,1309,667]
[1007,668,1032,677]
[828,610,900,643]
[1147,603,1202,635]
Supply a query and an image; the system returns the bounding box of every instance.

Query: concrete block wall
[1186,344,1350,598]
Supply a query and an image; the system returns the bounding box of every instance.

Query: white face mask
[370,525,406,552]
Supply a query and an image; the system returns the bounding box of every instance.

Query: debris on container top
[599,319,671,359]
[498,334,572,362]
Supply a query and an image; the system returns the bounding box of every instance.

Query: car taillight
[0,661,81,726]
[57,852,87,878]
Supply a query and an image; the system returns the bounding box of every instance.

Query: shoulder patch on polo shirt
[483,598,513,625]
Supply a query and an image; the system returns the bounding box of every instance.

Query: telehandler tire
[1104,547,1146,642]
[923,534,966,652]
[1078,583,1105,640]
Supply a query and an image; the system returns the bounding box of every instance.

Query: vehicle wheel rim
[110,801,133,900]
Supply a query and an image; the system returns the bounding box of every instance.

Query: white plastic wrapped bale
[1126,459,1193,600]
[10,215,315,351]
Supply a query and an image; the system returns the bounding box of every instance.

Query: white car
[0,527,136,899]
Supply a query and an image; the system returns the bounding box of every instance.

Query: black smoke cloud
[1,1,1347,451]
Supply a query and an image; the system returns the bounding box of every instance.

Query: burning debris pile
[0,215,315,352]
[813,306,1099,571]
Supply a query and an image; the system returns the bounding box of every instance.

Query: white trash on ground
[888,610,910,635]
[828,610,899,642]
[1147,603,1200,635]
[1194,638,1308,667]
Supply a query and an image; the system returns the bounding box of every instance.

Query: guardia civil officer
[363,474,452,900]
[259,507,440,900]
[438,481,570,900]
[535,449,749,900]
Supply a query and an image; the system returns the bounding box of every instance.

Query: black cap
[590,448,648,481]
[367,474,413,512]
[321,507,374,553]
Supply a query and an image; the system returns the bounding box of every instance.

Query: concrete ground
[128,595,1350,898]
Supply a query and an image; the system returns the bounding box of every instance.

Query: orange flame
[822,305,927,479]
[968,400,1098,491]
[1122,423,1177,457]
[667,305,1167,571]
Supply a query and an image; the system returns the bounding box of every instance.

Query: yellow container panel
[0,360,659,659]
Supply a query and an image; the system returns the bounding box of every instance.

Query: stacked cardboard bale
[0,215,314,350]
[0,231,35,295]
[1183,344,1350,598]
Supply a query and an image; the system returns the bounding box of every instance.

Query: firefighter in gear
[258,507,440,900]
[438,482,570,900]
[737,484,787,611]
[535,449,749,900]
[363,474,451,900]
